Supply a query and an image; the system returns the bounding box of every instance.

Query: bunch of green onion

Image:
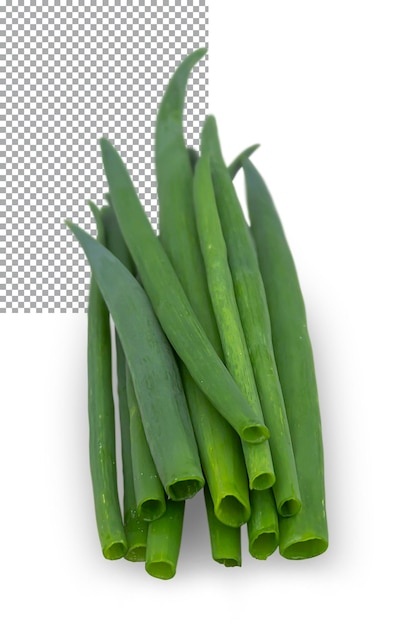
[66,48,328,580]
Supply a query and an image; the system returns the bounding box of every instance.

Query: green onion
[181,368,250,527]
[204,487,242,567]
[204,486,242,567]
[114,334,150,559]
[228,144,260,180]
[243,158,328,559]
[145,500,185,580]
[101,202,135,275]
[125,365,166,521]
[124,519,147,563]
[71,47,329,574]
[187,146,200,171]
[66,221,205,501]
[201,115,301,517]
[99,136,268,444]
[100,202,148,559]
[155,46,250,527]
[85,203,127,560]
[118,360,148,561]
[193,154,275,492]
[247,489,279,560]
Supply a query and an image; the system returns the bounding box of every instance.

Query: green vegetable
[201,115,301,517]
[247,489,279,560]
[99,136,269,444]
[66,220,205,501]
[193,154,275,491]
[155,48,206,259]
[228,144,260,180]
[204,487,241,567]
[101,202,135,275]
[85,203,127,560]
[145,499,185,580]
[155,47,250,527]
[126,365,166,521]
[187,147,199,171]
[114,335,150,558]
[181,369,250,527]
[124,519,148,563]
[100,202,148,559]
[243,158,328,559]
[117,359,148,559]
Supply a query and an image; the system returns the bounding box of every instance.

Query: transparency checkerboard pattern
[1,0,208,312]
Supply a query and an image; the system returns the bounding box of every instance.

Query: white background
[2,1,417,623]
